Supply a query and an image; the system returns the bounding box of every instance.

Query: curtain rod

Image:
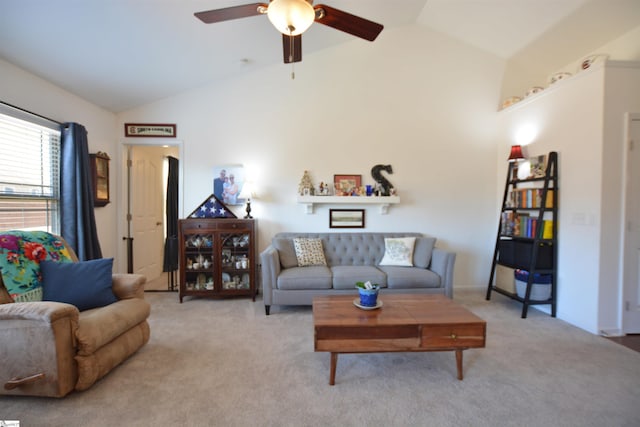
[0,100,63,125]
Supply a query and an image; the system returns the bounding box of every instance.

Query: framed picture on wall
[213,164,245,206]
[124,123,176,137]
[334,174,361,196]
[528,155,547,178]
[329,209,365,228]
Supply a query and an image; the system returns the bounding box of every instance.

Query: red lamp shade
[508,145,524,162]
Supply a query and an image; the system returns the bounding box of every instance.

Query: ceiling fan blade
[314,5,383,41]
[194,3,267,24]
[283,34,302,64]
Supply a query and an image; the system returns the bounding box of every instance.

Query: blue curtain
[60,123,102,260]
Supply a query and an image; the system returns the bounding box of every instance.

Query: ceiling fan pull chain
[289,28,295,80]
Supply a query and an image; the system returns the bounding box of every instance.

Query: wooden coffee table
[313,294,486,385]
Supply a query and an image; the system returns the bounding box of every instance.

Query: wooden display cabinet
[178,218,256,303]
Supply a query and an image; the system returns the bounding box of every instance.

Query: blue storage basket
[514,269,552,284]
[514,269,552,300]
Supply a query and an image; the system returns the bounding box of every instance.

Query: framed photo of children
[329,209,365,228]
[213,164,245,206]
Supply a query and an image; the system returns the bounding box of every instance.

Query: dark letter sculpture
[371,164,394,196]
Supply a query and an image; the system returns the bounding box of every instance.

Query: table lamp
[508,145,525,179]
[239,182,255,219]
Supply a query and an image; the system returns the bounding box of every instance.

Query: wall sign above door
[124,123,176,137]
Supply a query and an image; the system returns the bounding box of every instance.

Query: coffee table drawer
[315,325,421,352]
[421,324,485,349]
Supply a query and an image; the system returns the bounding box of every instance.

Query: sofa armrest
[260,246,281,307]
[112,274,146,300]
[0,301,79,397]
[430,248,456,298]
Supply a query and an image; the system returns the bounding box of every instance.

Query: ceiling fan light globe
[267,0,315,36]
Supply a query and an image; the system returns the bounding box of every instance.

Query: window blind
[0,103,61,233]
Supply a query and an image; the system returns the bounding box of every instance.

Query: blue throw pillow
[41,258,117,311]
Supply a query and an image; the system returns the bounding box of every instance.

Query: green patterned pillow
[293,238,327,267]
[0,231,73,301]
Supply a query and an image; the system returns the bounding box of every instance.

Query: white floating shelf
[296,195,400,214]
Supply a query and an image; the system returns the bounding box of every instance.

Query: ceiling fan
[195,0,384,64]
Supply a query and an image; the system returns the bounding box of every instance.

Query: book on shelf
[500,211,514,236]
[508,188,554,209]
[519,215,539,238]
[542,220,554,239]
[545,190,554,208]
[501,212,543,239]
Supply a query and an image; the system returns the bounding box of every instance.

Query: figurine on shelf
[317,181,331,195]
[298,170,315,196]
[318,181,328,196]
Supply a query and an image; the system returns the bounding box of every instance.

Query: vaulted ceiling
[1,0,638,112]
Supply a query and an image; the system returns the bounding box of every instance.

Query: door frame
[116,139,184,274]
[621,112,640,334]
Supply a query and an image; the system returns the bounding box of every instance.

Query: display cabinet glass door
[183,233,215,292]
[220,232,251,292]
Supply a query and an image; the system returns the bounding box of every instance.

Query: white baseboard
[599,329,623,337]
[454,285,485,291]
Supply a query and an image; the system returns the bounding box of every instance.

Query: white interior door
[623,115,640,334]
[130,146,165,281]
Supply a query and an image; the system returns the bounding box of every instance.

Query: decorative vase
[358,287,379,307]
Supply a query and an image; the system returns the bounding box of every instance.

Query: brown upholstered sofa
[0,233,150,397]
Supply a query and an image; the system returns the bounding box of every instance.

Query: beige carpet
[2,290,639,427]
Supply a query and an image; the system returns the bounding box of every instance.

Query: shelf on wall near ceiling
[296,195,400,214]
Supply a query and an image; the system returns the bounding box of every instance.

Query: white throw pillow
[379,237,416,266]
[293,238,327,267]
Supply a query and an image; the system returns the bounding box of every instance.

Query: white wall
[497,68,604,333]
[497,61,640,334]
[118,25,506,289]
[599,63,640,332]
[0,59,121,265]
[501,23,640,107]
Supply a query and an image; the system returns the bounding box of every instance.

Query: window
[0,103,61,233]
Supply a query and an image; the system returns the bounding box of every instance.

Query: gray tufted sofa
[260,232,456,315]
